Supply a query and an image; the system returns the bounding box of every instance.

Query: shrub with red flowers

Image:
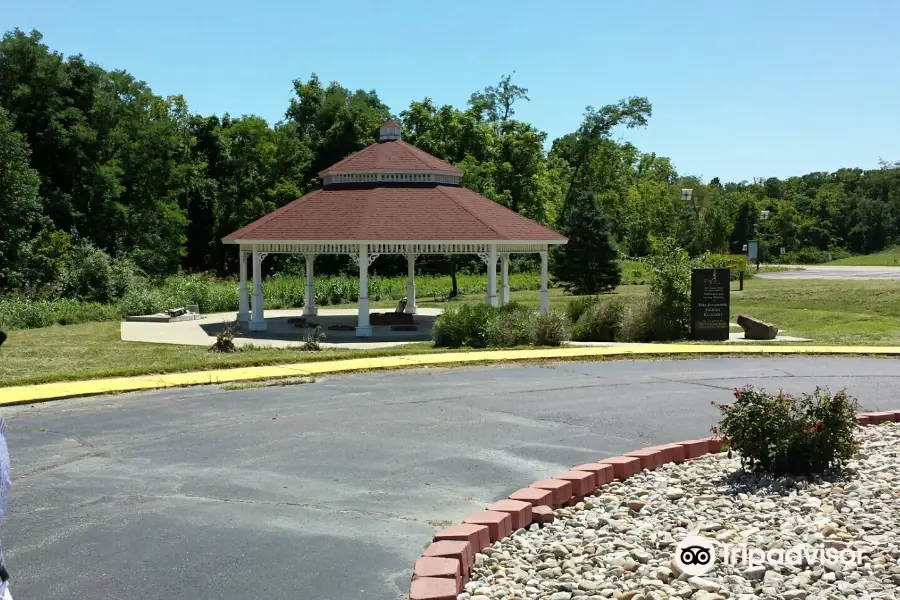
[713,386,859,476]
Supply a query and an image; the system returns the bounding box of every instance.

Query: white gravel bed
[463,423,900,600]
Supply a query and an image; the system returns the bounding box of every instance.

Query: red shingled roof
[223,185,566,242]
[319,139,463,176]
[381,118,401,128]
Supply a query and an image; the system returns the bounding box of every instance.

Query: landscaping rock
[464,422,900,600]
[736,314,779,340]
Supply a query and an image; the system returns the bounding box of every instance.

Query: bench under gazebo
[223,120,567,337]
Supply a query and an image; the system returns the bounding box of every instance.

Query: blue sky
[3,0,898,183]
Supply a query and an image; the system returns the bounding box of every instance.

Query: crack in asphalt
[652,378,739,392]
[14,427,110,478]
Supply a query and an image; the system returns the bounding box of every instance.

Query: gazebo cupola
[223,119,567,337]
[319,120,464,187]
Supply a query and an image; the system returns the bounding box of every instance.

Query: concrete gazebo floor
[120,308,442,350]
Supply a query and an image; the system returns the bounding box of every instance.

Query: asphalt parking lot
[4,357,899,599]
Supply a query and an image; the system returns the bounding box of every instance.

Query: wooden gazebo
[223,120,567,337]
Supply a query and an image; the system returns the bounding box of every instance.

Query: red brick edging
[409,411,900,600]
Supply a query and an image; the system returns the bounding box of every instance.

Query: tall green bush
[432,304,494,348]
[571,297,626,342]
[617,296,655,342]
[534,312,567,346]
[55,242,146,304]
[565,296,600,325]
[485,303,536,347]
[55,243,117,303]
[645,238,693,341]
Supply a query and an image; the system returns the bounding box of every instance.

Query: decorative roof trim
[222,238,567,246]
[322,170,462,186]
[225,241,562,255]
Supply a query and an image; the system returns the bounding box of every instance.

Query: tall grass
[0,272,543,331]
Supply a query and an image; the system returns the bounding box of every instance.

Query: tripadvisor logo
[674,535,864,576]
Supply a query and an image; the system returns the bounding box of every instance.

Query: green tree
[285,74,390,188]
[562,98,652,202]
[468,72,530,127]
[550,191,621,294]
[729,198,758,253]
[0,105,49,290]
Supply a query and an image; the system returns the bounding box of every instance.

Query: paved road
[759,265,900,280]
[4,357,900,599]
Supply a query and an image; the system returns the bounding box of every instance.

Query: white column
[237,250,250,322]
[405,253,417,314]
[249,248,267,331]
[486,245,498,307]
[539,249,549,315]
[500,253,510,306]
[304,253,317,316]
[356,244,372,337]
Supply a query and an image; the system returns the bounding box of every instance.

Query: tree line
[2,28,899,297]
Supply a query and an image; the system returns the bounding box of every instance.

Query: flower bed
[461,421,899,600]
[409,411,899,600]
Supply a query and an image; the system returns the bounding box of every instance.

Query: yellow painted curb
[2,344,900,406]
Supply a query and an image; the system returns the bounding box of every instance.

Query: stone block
[737,314,779,340]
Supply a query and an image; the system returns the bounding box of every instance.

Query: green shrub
[431,305,468,348]
[56,242,116,303]
[617,295,655,342]
[565,296,601,325]
[645,238,693,341]
[572,297,626,342]
[782,247,852,265]
[486,303,536,347]
[457,303,495,348]
[699,253,752,281]
[715,386,859,476]
[432,304,495,348]
[433,303,566,348]
[534,312,568,346]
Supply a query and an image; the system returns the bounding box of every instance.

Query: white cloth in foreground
[0,414,11,597]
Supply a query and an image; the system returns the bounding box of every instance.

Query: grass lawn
[0,323,450,388]
[731,279,900,345]
[829,247,900,266]
[3,278,900,388]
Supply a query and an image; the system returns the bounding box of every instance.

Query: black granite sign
[691,268,730,341]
